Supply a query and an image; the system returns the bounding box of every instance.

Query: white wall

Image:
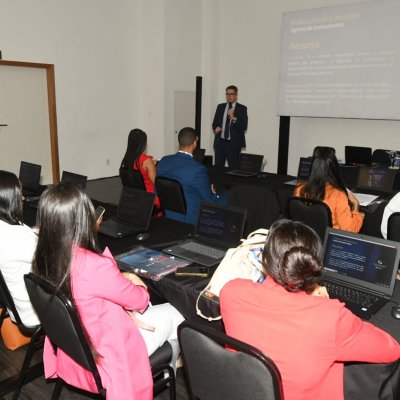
[1,0,399,180]
[0,0,139,180]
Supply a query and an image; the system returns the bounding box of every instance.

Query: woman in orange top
[294,147,364,232]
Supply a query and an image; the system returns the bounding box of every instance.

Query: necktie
[223,103,232,140]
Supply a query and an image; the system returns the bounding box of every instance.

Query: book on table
[115,246,192,280]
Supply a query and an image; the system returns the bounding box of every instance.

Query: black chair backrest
[155,177,187,215]
[178,321,284,400]
[193,148,206,164]
[345,146,372,166]
[388,212,400,242]
[119,167,146,191]
[24,273,106,396]
[0,270,25,328]
[288,196,333,242]
[372,149,391,167]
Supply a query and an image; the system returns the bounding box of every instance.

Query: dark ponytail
[263,219,323,292]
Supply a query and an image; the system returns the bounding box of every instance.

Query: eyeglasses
[226,92,237,96]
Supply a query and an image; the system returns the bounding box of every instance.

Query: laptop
[345,146,372,166]
[353,166,396,197]
[163,202,247,267]
[285,157,312,186]
[19,161,41,197]
[99,187,155,238]
[61,171,88,189]
[225,153,264,177]
[321,228,400,320]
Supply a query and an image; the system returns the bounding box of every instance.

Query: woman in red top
[220,219,400,400]
[121,129,160,208]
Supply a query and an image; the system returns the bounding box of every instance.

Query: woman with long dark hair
[121,128,160,207]
[294,146,364,232]
[220,219,400,400]
[0,170,39,326]
[33,182,183,399]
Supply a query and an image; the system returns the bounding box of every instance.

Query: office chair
[193,148,206,164]
[24,273,176,400]
[345,146,372,166]
[371,149,392,167]
[119,167,146,191]
[178,321,284,400]
[0,271,43,399]
[288,197,333,242]
[155,177,187,215]
[387,212,400,242]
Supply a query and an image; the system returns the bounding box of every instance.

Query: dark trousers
[214,138,242,168]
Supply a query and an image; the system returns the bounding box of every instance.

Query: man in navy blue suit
[157,127,227,225]
[212,85,248,168]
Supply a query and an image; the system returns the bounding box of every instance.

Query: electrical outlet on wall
[106,159,110,165]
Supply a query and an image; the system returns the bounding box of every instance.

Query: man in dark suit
[157,127,227,225]
[212,85,248,168]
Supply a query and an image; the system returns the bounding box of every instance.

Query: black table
[207,166,390,239]
[25,185,400,399]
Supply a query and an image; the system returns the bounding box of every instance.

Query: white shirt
[222,101,237,139]
[0,220,39,326]
[381,192,400,239]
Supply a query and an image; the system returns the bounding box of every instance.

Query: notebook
[19,161,41,197]
[116,246,191,281]
[353,166,396,196]
[61,171,88,189]
[99,187,155,238]
[285,157,312,186]
[163,202,247,267]
[225,153,264,177]
[321,228,400,320]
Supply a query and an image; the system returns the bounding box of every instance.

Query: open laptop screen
[297,157,312,180]
[19,161,41,192]
[356,167,395,194]
[238,153,264,172]
[345,146,372,165]
[117,187,155,228]
[61,171,88,189]
[322,228,399,296]
[195,202,247,248]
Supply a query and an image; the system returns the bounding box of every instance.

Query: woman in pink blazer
[33,182,183,400]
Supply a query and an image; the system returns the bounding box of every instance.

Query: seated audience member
[0,170,39,327]
[381,191,400,239]
[293,146,364,232]
[156,127,227,225]
[220,219,400,400]
[33,182,184,400]
[120,128,160,208]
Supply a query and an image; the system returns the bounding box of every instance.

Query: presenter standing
[212,85,248,168]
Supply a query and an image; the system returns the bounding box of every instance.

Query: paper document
[352,192,379,206]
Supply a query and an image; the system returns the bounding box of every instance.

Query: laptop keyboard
[181,241,226,259]
[104,219,140,234]
[322,281,379,309]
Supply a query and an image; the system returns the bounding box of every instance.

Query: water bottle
[394,152,400,169]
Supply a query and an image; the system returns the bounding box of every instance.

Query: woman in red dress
[121,129,160,208]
